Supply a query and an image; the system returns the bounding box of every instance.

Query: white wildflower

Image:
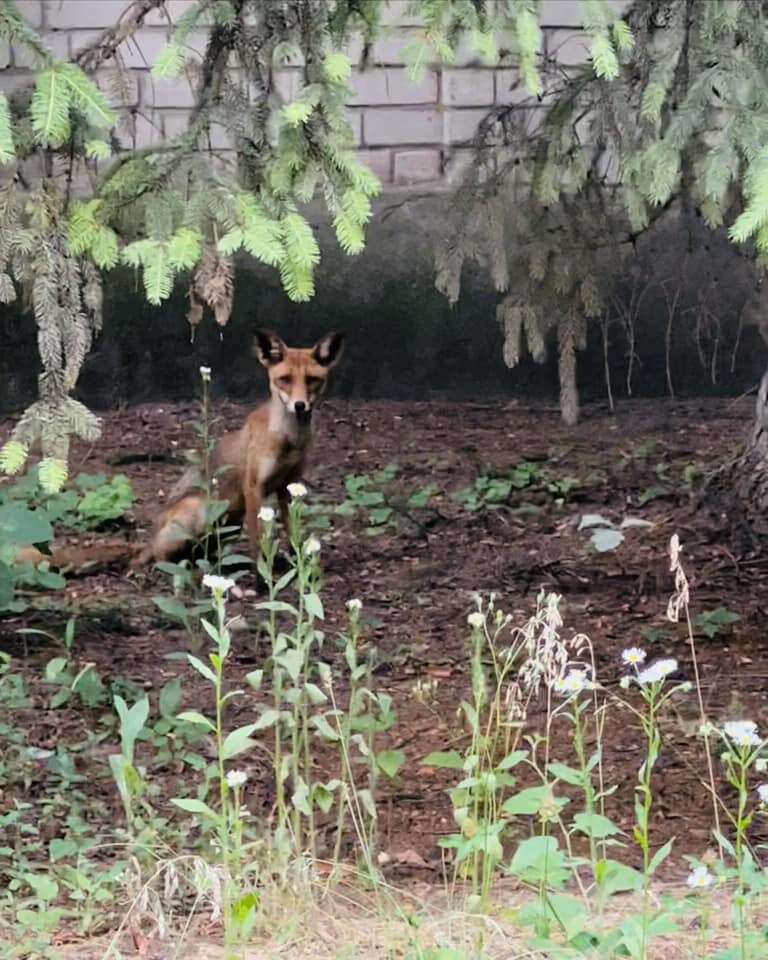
[619,676,632,689]
[637,658,678,685]
[756,758,768,773]
[686,865,714,889]
[226,770,248,788]
[304,535,321,556]
[199,366,211,381]
[757,784,768,805]
[467,612,485,629]
[202,574,235,595]
[287,482,307,499]
[347,598,362,614]
[258,506,275,523]
[553,668,593,697]
[622,647,646,667]
[724,721,761,748]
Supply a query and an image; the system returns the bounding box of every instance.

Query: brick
[116,108,163,149]
[349,68,437,105]
[151,75,197,108]
[13,31,68,67]
[144,0,199,25]
[0,72,33,96]
[442,69,494,107]
[379,0,423,27]
[356,148,392,183]
[272,69,301,102]
[159,108,189,139]
[13,1,43,28]
[495,68,542,106]
[443,146,474,186]
[546,29,590,67]
[119,29,174,69]
[539,0,629,27]
[0,40,10,71]
[361,107,441,146]
[445,108,489,144]
[369,28,416,66]
[393,148,441,184]
[45,0,129,29]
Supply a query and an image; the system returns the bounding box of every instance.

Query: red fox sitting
[132,328,344,566]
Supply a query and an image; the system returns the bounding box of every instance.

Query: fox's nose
[294,401,306,414]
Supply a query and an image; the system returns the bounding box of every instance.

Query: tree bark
[735,368,768,538]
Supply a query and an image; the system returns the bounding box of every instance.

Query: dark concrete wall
[1,198,767,415]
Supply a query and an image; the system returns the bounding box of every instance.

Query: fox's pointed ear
[312,331,345,368]
[254,329,286,367]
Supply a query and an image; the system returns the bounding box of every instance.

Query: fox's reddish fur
[132,329,344,567]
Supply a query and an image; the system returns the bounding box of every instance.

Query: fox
[132,328,345,567]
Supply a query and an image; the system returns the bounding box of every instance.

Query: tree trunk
[735,368,768,538]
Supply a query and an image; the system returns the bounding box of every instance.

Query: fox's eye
[307,377,323,389]
[276,376,291,389]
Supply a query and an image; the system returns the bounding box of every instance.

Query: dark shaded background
[2,199,766,414]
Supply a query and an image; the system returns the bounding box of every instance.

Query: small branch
[74,0,167,72]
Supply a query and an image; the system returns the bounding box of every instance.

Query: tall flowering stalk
[619,653,689,960]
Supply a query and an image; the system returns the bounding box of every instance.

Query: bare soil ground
[2,395,767,887]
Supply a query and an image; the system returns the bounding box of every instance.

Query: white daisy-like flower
[467,612,485,629]
[258,506,275,523]
[287,482,307,499]
[226,769,248,789]
[553,668,593,697]
[724,721,761,748]
[304,535,321,555]
[202,574,236,594]
[757,784,768,805]
[686,865,714,889]
[637,658,678,685]
[622,647,646,667]
[199,366,211,381]
[347,598,362,613]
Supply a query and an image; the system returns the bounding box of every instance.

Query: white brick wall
[2,0,629,189]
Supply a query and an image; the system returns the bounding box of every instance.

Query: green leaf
[24,873,58,902]
[0,502,52,547]
[187,653,216,683]
[591,32,619,80]
[85,139,111,160]
[38,458,68,494]
[171,797,218,819]
[547,761,585,786]
[0,440,28,475]
[176,711,215,731]
[648,837,674,875]
[253,709,280,730]
[0,93,15,165]
[60,63,117,129]
[152,42,185,79]
[324,50,352,83]
[612,19,634,52]
[304,591,324,620]
[508,836,570,888]
[573,812,621,839]
[159,677,182,718]
[31,68,71,146]
[502,786,569,816]
[421,750,465,770]
[222,723,260,760]
[377,749,406,779]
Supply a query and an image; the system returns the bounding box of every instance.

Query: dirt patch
[2,396,767,881]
